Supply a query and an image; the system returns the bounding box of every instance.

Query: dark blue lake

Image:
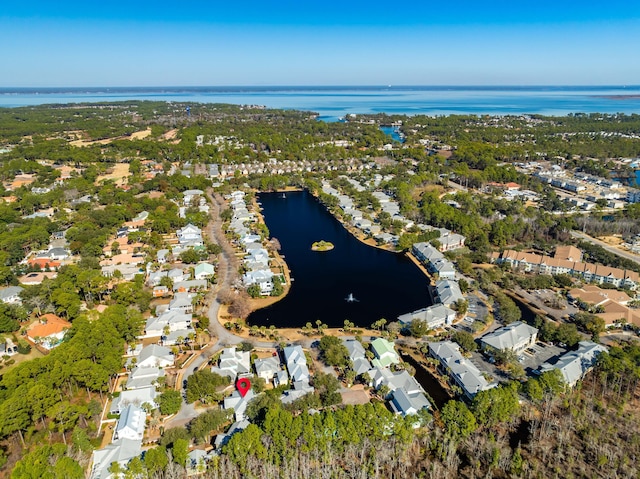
[248,190,432,328]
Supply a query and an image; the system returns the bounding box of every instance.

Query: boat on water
[345,293,358,303]
[281,193,286,199]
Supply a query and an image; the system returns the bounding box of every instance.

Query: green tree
[440,400,477,439]
[172,438,189,466]
[472,383,520,427]
[11,443,83,479]
[185,370,229,404]
[144,446,168,476]
[157,390,182,415]
[246,284,262,298]
[452,330,478,353]
[409,318,429,337]
[318,335,350,367]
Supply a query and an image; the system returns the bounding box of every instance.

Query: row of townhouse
[210,158,367,180]
[492,248,640,290]
[398,242,465,331]
[92,344,176,479]
[225,191,279,295]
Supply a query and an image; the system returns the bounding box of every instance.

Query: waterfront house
[343,339,372,375]
[370,338,400,369]
[397,303,456,330]
[254,356,281,383]
[434,279,464,308]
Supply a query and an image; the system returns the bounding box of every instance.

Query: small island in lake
[311,240,334,251]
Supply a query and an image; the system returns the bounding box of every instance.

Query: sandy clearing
[95,163,130,186]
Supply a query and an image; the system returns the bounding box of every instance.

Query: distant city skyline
[2,1,639,87]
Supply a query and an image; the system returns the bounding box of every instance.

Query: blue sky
[2,1,639,86]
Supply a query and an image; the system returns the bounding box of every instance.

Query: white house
[283,345,310,383]
[343,339,371,375]
[254,356,281,382]
[137,345,174,369]
[126,366,165,390]
[194,262,215,280]
[538,341,607,387]
[0,286,23,305]
[397,303,456,330]
[211,347,251,380]
[113,404,146,441]
[429,341,495,400]
[110,387,157,414]
[480,321,538,354]
[390,388,431,417]
[91,439,142,479]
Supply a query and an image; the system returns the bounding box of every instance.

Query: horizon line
[1,84,639,90]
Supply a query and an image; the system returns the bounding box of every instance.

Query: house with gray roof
[126,366,165,390]
[211,347,251,380]
[173,279,208,292]
[438,232,466,252]
[434,279,464,307]
[214,419,250,449]
[254,356,281,382]
[168,292,194,313]
[157,249,170,264]
[0,286,23,305]
[280,380,314,404]
[367,368,423,397]
[186,449,208,476]
[432,258,457,280]
[390,388,431,417]
[223,388,255,421]
[144,310,193,338]
[538,341,607,387]
[398,303,456,330]
[110,386,157,414]
[136,344,174,369]
[91,438,142,479]
[343,339,371,375]
[480,321,538,354]
[113,404,146,441]
[412,242,444,266]
[284,345,310,383]
[429,341,495,400]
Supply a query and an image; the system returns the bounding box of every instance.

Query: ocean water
[1,86,640,119]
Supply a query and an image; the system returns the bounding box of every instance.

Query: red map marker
[236,377,251,397]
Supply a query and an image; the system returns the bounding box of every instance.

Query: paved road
[570,230,640,266]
